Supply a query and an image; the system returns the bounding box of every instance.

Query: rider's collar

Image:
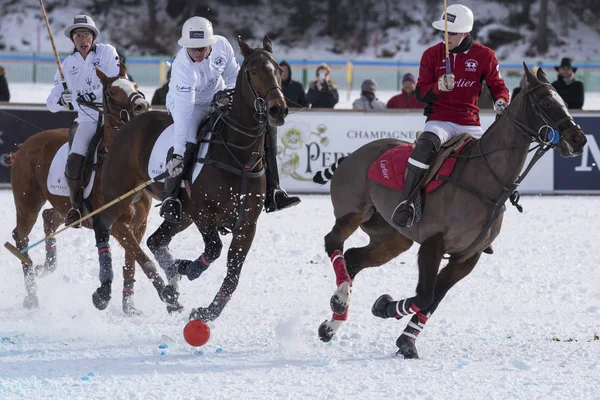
[450,34,473,54]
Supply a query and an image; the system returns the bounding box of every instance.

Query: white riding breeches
[423,120,484,144]
[69,120,98,156]
[169,102,211,156]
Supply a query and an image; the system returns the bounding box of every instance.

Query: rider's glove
[166,154,184,178]
[437,73,455,91]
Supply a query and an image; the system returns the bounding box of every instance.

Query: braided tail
[312,157,346,185]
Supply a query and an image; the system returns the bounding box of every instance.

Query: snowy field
[0,192,599,399]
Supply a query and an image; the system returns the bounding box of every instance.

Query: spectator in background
[306,63,339,108]
[511,67,539,100]
[151,67,171,106]
[0,65,10,102]
[352,78,386,111]
[386,73,424,109]
[279,60,307,108]
[552,57,584,109]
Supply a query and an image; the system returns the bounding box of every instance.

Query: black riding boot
[392,132,441,227]
[264,125,301,213]
[160,143,197,223]
[64,153,86,228]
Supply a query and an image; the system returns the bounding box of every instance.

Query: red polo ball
[183,320,211,347]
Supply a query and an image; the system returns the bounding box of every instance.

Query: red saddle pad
[367,139,473,194]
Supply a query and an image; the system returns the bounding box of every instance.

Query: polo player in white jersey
[161,16,300,223]
[46,15,120,227]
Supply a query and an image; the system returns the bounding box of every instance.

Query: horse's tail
[312,157,346,185]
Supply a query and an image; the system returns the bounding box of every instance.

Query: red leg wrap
[330,250,352,287]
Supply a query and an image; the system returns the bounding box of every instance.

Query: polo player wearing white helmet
[161,16,299,223]
[390,4,510,230]
[46,15,121,227]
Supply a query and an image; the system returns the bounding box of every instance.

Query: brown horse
[314,65,587,358]
[9,63,165,315]
[91,36,288,319]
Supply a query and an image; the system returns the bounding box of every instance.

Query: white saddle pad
[47,143,98,199]
[148,123,211,185]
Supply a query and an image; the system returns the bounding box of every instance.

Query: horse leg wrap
[386,297,421,319]
[332,305,349,321]
[45,238,57,268]
[400,312,430,341]
[123,279,134,295]
[154,247,177,280]
[22,262,37,292]
[184,253,213,281]
[330,250,352,287]
[96,243,113,284]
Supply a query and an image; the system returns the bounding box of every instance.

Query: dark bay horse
[92,36,288,319]
[9,64,164,315]
[315,65,587,358]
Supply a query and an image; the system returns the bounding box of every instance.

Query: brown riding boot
[64,154,86,228]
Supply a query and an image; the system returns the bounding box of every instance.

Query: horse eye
[249,69,258,76]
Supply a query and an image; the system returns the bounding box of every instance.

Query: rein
[199,49,284,232]
[443,82,578,260]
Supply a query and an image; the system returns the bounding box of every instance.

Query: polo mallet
[4,171,169,264]
[39,0,73,110]
[443,0,451,76]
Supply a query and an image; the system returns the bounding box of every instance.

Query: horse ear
[523,62,538,86]
[536,67,549,83]
[96,66,109,84]
[263,35,273,53]
[237,36,253,58]
[118,62,128,79]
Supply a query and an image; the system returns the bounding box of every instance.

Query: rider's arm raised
[46,57,72,112]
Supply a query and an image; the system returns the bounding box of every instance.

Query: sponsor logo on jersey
[214,56,225,67]
[465,59,478,72]
[68,66,80,76]
[454,78,476,87]
[176,84,192,93]
[92,58,101,67]
[85,77,92,86]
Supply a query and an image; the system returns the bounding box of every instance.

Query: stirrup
[392,200,415,228]
[160,197,182,223]
[66,208,83,228]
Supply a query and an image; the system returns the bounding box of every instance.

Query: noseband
[102,78,146,126]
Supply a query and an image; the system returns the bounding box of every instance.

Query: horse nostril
[133,103,144,114]
[269,105,281,118]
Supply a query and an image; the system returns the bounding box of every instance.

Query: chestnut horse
[91,36,288,320]
[9,64,168,315]
[314,65,587,358]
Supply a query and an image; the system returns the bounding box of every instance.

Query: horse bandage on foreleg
[185,253,213,281]
[401,312,430,340]
[330,250,352,287]
[96,242,113,284]
[392,297,420,319]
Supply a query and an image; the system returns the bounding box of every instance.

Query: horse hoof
[190,307,215,322]
[330,281,351,315]
[23,295,39,309]
[371,294,394,319]
[162,285,180,305]
[318,320,334,342]
[92,283,112,311]
[396,334,419,359]
[123,298,143,316]
[34,263,57,278]
[167,303,184,314]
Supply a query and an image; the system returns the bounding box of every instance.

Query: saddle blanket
[147,124,211,186]
[47,142,98,199]
[367,139,472,193]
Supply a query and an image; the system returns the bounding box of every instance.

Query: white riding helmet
[64,15,99,39]
[432,4,474,33]
[178,17,218,48]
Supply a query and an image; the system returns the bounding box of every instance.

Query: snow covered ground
[0,193,599,399]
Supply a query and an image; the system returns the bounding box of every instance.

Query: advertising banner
[0,105,76,185]
[276,111,554,194]
[554,115,600,193]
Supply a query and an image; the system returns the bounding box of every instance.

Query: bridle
[444,79,583,260]
[78,76,146,129]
